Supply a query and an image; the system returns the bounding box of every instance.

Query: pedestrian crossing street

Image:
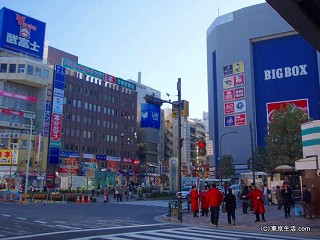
[71,227,319,240]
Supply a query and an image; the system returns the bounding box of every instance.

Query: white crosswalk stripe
[70,227,319,240]
[112,200,170,207]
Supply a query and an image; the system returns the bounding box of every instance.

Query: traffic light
[198,140,206,156]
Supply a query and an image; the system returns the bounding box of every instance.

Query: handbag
[222,202,226,213]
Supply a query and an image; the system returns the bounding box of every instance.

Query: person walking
[275,185,282,210]
[240,185,250,214]
[103,185,109,202]
[224,188,237,225]
[301,185,312,219]
[206,184,224,227]
[199,185,209,217]
[244,183,266,222]
[263,183,269,205]
[281,182,293,218]
[190,185,200,217]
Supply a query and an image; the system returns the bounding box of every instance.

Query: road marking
[2,214,11,217]
[34,220,47,224]
[67,227,320,240]
[2,223,168,240]
[16,217,27,220]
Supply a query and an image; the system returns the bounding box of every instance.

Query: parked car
[176,185,192,199]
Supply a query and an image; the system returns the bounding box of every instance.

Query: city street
[1,198,319,240]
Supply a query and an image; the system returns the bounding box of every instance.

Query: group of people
[275,182,313,219]
[190,183,235,226]
[190,182,313,227]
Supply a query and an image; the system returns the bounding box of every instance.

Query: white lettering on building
[264,64,307,80]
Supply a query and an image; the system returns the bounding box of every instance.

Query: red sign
[235,113,247,126]
[266,99,309,123]
[50,113,62,141]
[224,102,235,115]
[224,87,245,102]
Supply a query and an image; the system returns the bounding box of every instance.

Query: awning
[295,156,318,170]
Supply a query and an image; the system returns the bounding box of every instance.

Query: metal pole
[25,117,33,194]
[177,78,182,222]
[249,121,255,185]
[219,131,237,187]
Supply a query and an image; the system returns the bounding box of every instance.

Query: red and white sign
[50,113,62,141]
[223,87,245,102]
[266,99,309,123]
[235,113,247,126]
[224,100,246,115]
[223,73,245,90]
[0,90,38,102]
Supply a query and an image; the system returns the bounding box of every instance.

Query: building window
[76,129,80,137]
[83,116,87,124]
[0,63,7,72]
[27,65,34,75]
[84,102,88,110]
[9,64,16,73]
[83,130,87,138]
[18,64,25,73]
[77,115,81,123]
[77,100,81,108]
[42,69,49,79]
[35,67,41,77]
[72,99,77,107]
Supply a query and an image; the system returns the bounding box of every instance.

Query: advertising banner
[140,103,160,129]
[49,65,65,164]
[0,7,46,60]
[266,99,309,123]
[223,87,245,102]
[253,34,320,145]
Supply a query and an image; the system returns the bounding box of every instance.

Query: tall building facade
[128,73,162,187]
[0,7,52,190]
[207,3,320,178]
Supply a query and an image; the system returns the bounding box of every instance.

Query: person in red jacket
[244,183,266,222]
[199,185,209,216]
[190,185,199,217]
[206,184,224,226]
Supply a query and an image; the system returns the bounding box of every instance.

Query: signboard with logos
[0,7,46,60]
[266,99,309,123]
[140,103,160,129]
[49,65,65,164]
[223,61,247,127]
[61,58,136,91]
[253,34,320,146]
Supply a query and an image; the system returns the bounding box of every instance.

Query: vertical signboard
[140,103,160,129]
[0,7,46,60]
[49,65,65,164]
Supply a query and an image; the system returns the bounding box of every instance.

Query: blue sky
[1,0,265,118]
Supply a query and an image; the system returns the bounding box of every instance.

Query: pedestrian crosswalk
[112,199,170,207]
[71,227,319,240]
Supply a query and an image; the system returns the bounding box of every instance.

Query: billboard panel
[140,103,160,129]
[0,7,46,60]
[253,34,320,146]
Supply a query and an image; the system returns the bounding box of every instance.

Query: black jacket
[224,192,236,212]
[281,187,293,205]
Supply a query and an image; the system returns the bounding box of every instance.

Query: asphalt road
[1,200,319,240]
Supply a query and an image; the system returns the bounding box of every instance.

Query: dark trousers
[277,199,282,209]
[210,206,220,225]
[256,213,265,221]
[227,210,235,224]
[284,204,291,217]
[201,209,209,216]
[242,200,248,213]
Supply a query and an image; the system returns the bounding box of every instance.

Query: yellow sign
[0,149,12,165]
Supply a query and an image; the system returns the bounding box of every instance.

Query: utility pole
[249,121,255,185]
[143,77,183,222]
[177,78,182,222]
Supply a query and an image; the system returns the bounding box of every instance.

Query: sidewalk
[161,204,320,238]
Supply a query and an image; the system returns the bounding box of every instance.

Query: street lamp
[0,144,13,190]
[24,117,33,194]
[218,131,237,186]
[249,121,255,185]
